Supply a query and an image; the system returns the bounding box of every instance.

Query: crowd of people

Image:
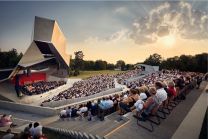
[20,81,66,95]
[1,121,46,139]
[1,70,204,138]
[42,74,115,103]
[58,70,204,122]
[115,68,143,83]
[125,70,196,89]
[42,69,143,104]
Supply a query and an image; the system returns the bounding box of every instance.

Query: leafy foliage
[116,60,126,71]
[0,48,22,69]
[144,53,162,66]
[145,53,207,73]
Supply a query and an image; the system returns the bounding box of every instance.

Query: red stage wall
[12,72,46,86]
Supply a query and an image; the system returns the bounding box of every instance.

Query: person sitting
[98,98,108,110]
[105,97,114,110]
[29,123,35,137]
[136,94,159,121]
[90,100,98,117]
[132,93,147,117]
[136,82,167,121]
[60,108,67,119]
[0,114,16,127]
[66,106,72,118]
[155,81,167,105]
[24,122,33,133]
[71,107,78,118]
[148,87,157,96]
[118,89,139,115]
[2,128,14,139]
[167,81,177,103]
[33,122,43,139]
[20,123,33,139]
[76,104,88,120]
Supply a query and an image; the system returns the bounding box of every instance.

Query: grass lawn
[69,70,125,79]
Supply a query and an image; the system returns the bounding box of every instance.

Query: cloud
[114,7,129,15]
[107,29,129,42]
[84,29,130,46]
[129,1,208,44]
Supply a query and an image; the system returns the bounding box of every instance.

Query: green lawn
[69,70,125,79]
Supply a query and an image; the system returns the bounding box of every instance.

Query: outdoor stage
[0,78,81,106]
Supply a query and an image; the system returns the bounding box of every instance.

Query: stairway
[46,112,129,137]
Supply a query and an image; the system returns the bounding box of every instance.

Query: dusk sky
[0,1,208,64]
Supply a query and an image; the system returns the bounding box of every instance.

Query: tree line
[143,53,207,73]
[0,48,22,69]
[0,49,207,73]
[70,58,134,71]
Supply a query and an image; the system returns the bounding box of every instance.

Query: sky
[0,1,208,64]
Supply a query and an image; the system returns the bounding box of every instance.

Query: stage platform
[0,78,82,106]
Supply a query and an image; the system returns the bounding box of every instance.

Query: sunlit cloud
[129,1,208,44]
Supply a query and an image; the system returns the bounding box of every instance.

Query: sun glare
[160,34,176,47]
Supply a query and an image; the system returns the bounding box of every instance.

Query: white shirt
[80,107,88,113]
[29,127,35,136]
[106,100,114,109]
[156,88,167,104]
[60,110,67,116]
[134,100,144,112]
[33,125,43,137]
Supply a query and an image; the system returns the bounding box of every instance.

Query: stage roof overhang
[0,16,71,82]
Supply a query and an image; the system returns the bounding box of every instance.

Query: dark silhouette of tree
[73,51,84,75]
[94,60,107,70]
[0,48,22,69]
[125,64,134,70]
[160,53,207,73]
[83,60,95,70]
[143,53,162,66]
[116,60,126,71]
[107,63,115,70]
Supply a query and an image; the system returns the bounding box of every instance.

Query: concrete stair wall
[47,112,129,137]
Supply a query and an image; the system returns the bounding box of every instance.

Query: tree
[116,60,126,71]
[0,48,22,69]
[73,51,84,75]
[159,53,208,73]
[160,56,179,70]
[107,63,115,70]
[125,64,134,70]
[194,53,208,73]
[94,60,107,70]
[144,53,162,66]
[83,60,95,70]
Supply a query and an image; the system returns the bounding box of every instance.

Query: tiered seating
[57,70,203,133]
[134,81,196,132]
[20,81,66,95]
[42,69,143,104]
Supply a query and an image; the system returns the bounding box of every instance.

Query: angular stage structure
[1,16,70,85]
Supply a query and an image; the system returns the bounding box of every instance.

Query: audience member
[33,122,43,139]
[2,129,14,139]
[0,114,16,127]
